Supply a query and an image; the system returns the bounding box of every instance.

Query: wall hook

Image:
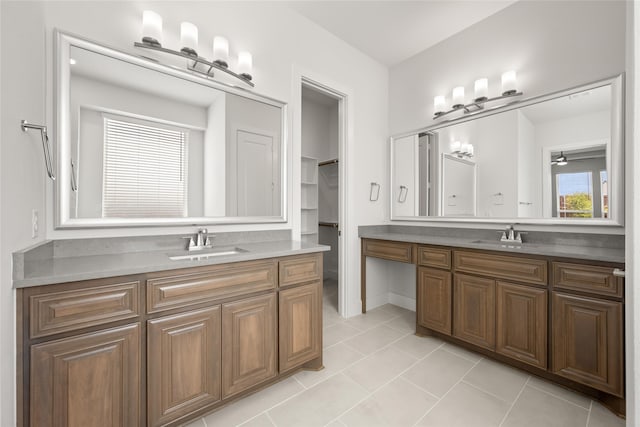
[21,120,55,180]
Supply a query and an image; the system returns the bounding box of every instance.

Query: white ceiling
[285,1,517,66]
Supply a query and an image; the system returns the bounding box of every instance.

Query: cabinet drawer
[454,251,547,286]
[363,239,413,263]
[418,246,451,269]
[552,262,623,298]
[30,281,141,339]
[147,259,277,313]
[279,254,322,287]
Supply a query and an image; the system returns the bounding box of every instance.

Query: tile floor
[184,280,625,427]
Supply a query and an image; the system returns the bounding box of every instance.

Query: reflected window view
[556,172,594,218]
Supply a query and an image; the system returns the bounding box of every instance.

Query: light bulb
[180,22,198,56]
[238,51,253,80]
[142,10,162,46]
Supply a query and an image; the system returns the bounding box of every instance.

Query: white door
[236,130,275,216]
[442,154,476,216]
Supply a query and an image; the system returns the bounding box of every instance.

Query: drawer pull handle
[613,269,625,278]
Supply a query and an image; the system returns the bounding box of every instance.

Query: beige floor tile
[343,324,407,354]
[391,334,443,359]
[344,345,417,392]
[203,377,303,426]
[323,305,345,328]
[402,348,475,397]
[378,303,414,317]
[182,418,205,427]
[323,322,362,348]
[588,402,625,427]
[237,413,275,427]
[340,377,438,427]
[501,385,589,427]
[344,307,399,331]
[527,376,591,409]
[384,311,416,333]
[416,382,510,427]
[325,419,347,427]
[462,358,529,404]
[441,342,483,363]
[294,342,364,388]
[267,374,368,427]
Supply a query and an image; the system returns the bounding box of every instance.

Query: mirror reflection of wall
[67,44,282,221]
[390,81,616,221]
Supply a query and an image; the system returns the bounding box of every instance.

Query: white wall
[388,0,626,235]
[517,111,538,217]
[0,2,389,425]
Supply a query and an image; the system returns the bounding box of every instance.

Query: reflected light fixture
[450,141,474,159]
[135,11,255,87]
[552,152,568,166]
[433,70,522,120]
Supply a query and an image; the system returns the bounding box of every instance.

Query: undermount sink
[168,247,248,261]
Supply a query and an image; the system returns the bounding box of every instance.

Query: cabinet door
[496,282,547,369]
[222,293,277,398]
[30,324,140,427]
[453,274,495,350]
[417,267,452,335]
[147,307,221,427]
[279,282,322,372]
[552,292,623,397]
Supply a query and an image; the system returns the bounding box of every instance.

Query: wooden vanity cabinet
[417,267,452,335]
[30,323,141,427]
[222,293,278,399]
[453,273,496,350]
[147,307,222,427]
[19,252,324,427]
[496,282,547,369]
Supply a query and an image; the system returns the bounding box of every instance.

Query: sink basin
[168,247,248,261]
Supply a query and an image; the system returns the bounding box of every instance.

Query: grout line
[460,379,515,405]
[292,375,308,390]
[200,417,208,427]
[265,411,278,427]
[526,382,592,411]
[411,357,483,427]
[498,376,530,427]
[439,344,483,364]
[397,375,441,401]
[585,400,593,427]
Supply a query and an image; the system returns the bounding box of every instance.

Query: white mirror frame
[54,30,288,229]
[390,74,624,226]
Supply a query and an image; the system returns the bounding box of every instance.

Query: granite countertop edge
[15,241,330,289]
[358,231,625,264]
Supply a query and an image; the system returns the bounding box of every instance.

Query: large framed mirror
[390,75,624,226]
[55,30,287,228]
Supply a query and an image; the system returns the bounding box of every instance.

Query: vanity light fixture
[135,11,255,87]
[433,70,522,120]
[450,141,474,159]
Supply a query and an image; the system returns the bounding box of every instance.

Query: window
[600,170,608,218]
[556,171,594,218]
[102,117,188,218]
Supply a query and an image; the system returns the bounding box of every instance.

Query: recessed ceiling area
[284,1,517,66]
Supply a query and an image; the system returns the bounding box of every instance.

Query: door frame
[294,68,351,317]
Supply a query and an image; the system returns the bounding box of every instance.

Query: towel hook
[398,185,408,203]
[21,120,55,180]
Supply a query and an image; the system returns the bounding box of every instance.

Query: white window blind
[102,117,188,218]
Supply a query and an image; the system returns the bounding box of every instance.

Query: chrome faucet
[185,228,213,251]
[500,225,522,243]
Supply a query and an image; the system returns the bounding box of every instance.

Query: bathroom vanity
[360,227,626,416]
[15,239,327,427]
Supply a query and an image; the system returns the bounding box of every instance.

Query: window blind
[102,117,188,218]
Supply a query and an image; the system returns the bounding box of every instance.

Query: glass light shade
[238,51,253,80]
[452,86,465,108]
[450,141,462,152]
[142,10,163,46]
[180,22,198,55]
[461,142,471,153]
[468,144,475,156]
[502,70,517,95]
[213,36,229,67]
[474,78,488,101]
[434,96,446,114]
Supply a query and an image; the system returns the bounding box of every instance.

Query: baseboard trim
[388,292,416,311]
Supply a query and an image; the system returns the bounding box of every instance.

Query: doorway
[301,80,344,317]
